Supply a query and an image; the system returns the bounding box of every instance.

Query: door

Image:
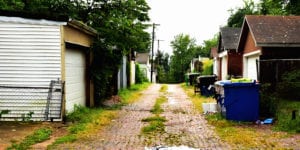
[65,48,86,112]
[246,55,259,80]
[221,56,228,80]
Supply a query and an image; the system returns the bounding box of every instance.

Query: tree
[169,34,198,82]
[0,0,152,103]
[259,0,286,15]
[155,50,170,83]
[285,0,300,15]
[227,0,258,27]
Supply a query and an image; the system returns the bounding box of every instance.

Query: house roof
[0,10,97,37]
[218,27,241,51]
[238,15,300,50]
[136,53,149,64]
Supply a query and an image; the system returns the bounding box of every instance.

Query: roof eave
[236,17,248,52]
[257,43,300,47]
[67,20,98,37]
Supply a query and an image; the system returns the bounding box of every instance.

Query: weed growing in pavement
[142,85,194,146]
[119,82,151,104]
[159,84,168,93]
[7,127,52,150]
[141,86,167,134]
[142,115,167,122]
[142,118,165,133]
[49,106,117,149]
[142,96,167,134]
[150,96,167,114]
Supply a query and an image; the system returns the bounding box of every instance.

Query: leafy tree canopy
[0,0,151,102]
[227,0,300,27]
[227,0,258,27]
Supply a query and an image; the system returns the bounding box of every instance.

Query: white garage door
[246,56,259,80]
[221,56,228,80]
[65,48,86,112]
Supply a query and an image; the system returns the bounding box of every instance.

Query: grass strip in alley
[7,127,52,150]
[46,82,151,149]
[181,83,292,149]
[141,84,168,145]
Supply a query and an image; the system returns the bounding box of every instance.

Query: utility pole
[151,23,159,83]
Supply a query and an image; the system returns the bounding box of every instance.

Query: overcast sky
[146,0,257,55]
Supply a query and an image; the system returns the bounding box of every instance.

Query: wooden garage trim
[62,22,96,111]
[60,25,66,119]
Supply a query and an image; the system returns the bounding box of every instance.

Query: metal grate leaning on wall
[0,79,64,121]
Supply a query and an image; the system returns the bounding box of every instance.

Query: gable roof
[218,27,241,52]
[238,15,300,50]
[136,53,149,64]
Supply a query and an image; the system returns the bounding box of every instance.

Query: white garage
[0,15,96,121]
[221,56,228,80]
[65,47,87,113]
[243,52,260,81]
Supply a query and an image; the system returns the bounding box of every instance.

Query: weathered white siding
[221,56,228,80]
[0,23,61,86]
[65,48,86,113]
[0,19,63,121]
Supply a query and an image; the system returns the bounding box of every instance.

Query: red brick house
[217,27,242,80]
[237,15,300,82]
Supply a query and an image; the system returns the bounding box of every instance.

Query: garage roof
[238,15,300,50]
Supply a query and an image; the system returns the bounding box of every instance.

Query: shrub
[274,99,300,133]
[276,70,300,100]
[201,59,213,75]
[259,83,279,117]
[135,63,148,83]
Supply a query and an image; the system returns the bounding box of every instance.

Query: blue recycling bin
[216,82,259,121]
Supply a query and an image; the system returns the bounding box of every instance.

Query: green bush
[135,63,148,83]
[259,83,279,117]
[201,59,213,75]
[274,99,300,133]
[276,70,300,100]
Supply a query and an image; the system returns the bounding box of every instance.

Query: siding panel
[0,21,62,121]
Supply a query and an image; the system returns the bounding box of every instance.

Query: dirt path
[54,84,229,149]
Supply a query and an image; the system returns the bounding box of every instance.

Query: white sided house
[0,15,96,121]
[136,52,151,82]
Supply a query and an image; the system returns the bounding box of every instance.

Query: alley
[56,84,229,149]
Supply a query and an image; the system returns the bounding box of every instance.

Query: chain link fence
[0,80,64,121]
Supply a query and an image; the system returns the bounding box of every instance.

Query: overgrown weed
[273,99,300,133]
[8,128,52,150]
[181,83,288,149]
[48,82,150,149]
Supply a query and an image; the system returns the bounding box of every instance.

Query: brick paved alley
[56,84,230,149]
